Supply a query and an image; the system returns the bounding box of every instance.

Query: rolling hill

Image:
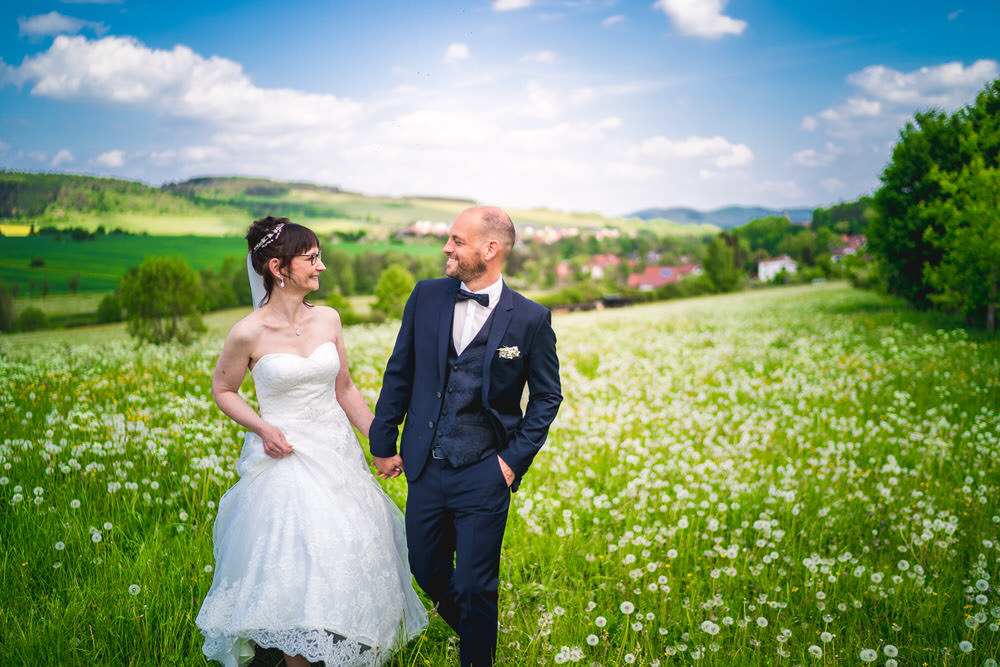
[628,205,814,229]
[0,171,719,237]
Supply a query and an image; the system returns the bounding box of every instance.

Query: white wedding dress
[196,341,428,666]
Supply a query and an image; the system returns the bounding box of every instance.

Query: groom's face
[444,214,488,283]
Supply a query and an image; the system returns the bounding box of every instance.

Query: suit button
[448,387,454,393]
[428,421,434,428]
[436,391,442,398]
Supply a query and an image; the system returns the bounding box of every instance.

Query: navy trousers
[406,453,511,667]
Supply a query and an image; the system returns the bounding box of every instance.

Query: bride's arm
[330,310,376,440]
[212,323,292,458]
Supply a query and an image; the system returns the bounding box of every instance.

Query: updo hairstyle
[246,216,320,306]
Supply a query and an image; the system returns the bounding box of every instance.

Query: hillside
[0,171,717,237]
[628,205,813,229]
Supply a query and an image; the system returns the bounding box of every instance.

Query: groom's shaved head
[469,206,515,260]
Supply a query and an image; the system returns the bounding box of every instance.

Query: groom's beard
[445,255,487,284]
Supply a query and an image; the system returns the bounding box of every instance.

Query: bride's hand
[258,423,292,458]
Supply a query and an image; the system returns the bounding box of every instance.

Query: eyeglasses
[296,251,323,265]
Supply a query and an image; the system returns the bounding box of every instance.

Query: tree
[703,235,742,293]
[0,284,14,332]
[17,306,47,332]
[117,257,205,344]
[319,247,356,296]
[372,265,415,321]
[198,265,238,311]
[96,293,124,323]
[68,272,81,294]
[870,79,1000,310]
[921,157,1000,330]
[327,291,362,326]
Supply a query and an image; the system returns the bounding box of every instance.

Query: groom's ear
[483,238,500,261]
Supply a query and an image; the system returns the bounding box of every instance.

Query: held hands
[373,454,405,479]
[258,423,293,458]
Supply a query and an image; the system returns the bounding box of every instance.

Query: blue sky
[1,0,997,216]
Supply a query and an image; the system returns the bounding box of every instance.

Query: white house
[758,255,798,282]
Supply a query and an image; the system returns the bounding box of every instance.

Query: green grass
[0,235,445,297]
[2,284,998,665]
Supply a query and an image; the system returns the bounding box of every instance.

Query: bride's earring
[280,277,285,288]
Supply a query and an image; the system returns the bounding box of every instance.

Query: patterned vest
[432,308,500,466]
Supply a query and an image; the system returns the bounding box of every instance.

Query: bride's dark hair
[246,216,320,307]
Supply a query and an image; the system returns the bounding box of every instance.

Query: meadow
[0,234,444,298]
[1,283,998,666]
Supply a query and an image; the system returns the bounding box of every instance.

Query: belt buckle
[431,446,446,460]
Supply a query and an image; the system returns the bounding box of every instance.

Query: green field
[3,284,997,665]
[0,234,445,297]
[2,172,717,239]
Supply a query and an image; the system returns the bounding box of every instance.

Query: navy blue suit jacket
[370,277,562,490]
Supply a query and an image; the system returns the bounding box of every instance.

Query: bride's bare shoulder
[312,305,343,326]
[225,310,266,349]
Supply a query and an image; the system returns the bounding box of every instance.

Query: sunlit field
[2,284,998,666]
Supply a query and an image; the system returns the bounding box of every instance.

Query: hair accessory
[252,223,285,253]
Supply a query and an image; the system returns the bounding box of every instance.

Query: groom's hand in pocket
[498,456,515,487]
[373,454,405,479]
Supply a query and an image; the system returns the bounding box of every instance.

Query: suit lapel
[482,283,514,398]
[438,279,459,385]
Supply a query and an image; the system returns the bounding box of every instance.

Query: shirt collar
[460,274,503,308]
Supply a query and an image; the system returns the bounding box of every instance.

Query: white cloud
[0,32,789,212]
[948,9,964,20]
[493,0,532,10]
[632,134,753,168]
[790,148,834,167]
[1,35,361,132]
[378,110,500,146]
[847,59,999,108]
[801,60,998,138]
[520,50,558,64]
[442,43,469,65]
[821,177,846,192]
[18,11,107,38]
[51,148,74,166]
[652,0,746,38]
[602,15,626,27]
[93,149,125,167]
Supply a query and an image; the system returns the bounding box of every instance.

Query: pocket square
[497,346,520,360]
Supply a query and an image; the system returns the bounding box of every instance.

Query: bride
[196,216,427,666]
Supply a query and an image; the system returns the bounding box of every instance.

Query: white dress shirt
[452,275,503,355]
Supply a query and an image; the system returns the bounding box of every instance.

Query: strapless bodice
[251,341,339,424]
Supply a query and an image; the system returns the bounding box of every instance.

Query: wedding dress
[196,341,428,666]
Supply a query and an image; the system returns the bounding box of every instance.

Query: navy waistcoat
[432,308,500,466]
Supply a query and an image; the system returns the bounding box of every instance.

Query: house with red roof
[627,263,701,291]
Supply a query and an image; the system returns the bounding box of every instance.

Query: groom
[370,206,562,666]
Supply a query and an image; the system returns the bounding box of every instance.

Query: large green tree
[372,264,415,321]
[703,235,742,293]
[118,257,205,344]
[870,79,1000,318]
[921,156,1000,330]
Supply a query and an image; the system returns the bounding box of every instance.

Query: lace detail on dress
[196,342,427,666]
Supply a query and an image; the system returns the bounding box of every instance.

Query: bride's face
[288,245,325,292]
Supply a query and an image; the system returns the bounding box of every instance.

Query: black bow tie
[455,288,489,307]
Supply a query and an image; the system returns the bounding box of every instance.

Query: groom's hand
[373,454,404,479]
[498,456,515,487]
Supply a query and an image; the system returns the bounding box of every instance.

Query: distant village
[401,219,867,289]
